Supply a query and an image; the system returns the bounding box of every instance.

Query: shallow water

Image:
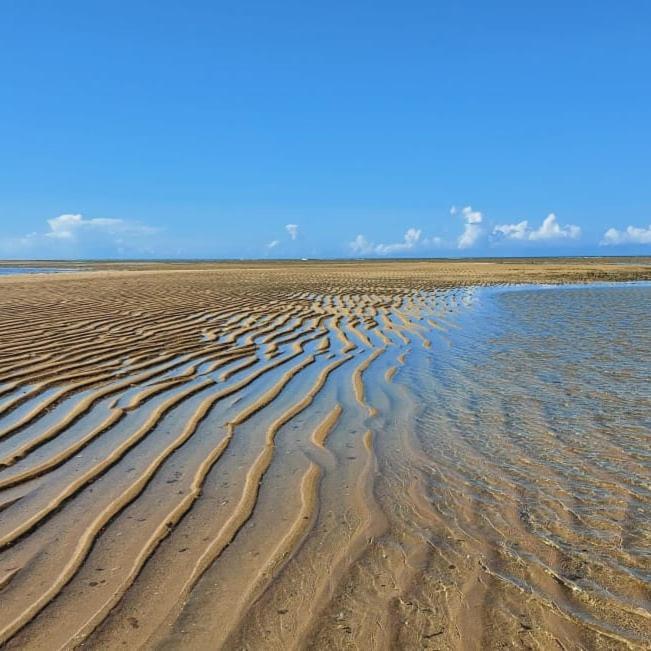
[0,267,76,276]
[0,278,648,650]
[403,283,651,648]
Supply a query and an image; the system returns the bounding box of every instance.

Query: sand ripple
[0,266,648,649]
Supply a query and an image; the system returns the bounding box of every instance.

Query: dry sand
[0,259,649,649]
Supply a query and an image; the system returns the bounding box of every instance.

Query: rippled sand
[0,260,649,650]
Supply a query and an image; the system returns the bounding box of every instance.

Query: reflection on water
[408,284,651,647]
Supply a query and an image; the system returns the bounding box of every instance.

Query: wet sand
[0,259,649,650]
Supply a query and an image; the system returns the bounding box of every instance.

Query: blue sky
[1,1,650,259]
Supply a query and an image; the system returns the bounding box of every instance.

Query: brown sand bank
[2,255,651,282]
[0,259,649,649]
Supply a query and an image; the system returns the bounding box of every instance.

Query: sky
[1,1,650,259]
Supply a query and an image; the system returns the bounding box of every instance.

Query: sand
[0,259,649,649]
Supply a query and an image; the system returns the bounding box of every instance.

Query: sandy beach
[0,259,649,650]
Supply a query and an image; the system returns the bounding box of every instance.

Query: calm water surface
[405,283,651,647]
[0,267,76,276]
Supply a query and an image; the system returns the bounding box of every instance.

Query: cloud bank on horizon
[347,206,648,258]
[350,227,429,256]
[601,225,651,245]
[0,214,160,258]
[493,214,581,242]
[1,208,650,259]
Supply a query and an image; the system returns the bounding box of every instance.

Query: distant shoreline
[1,257,649,286]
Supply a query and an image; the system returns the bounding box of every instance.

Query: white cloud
[45,213,157,240]
[285,223,299,240]
[455,205,484,249]
[267,239,280,249]
[601,224,651,245]
[422,235,443,246]
[375,227,422,254]
[349,234,374,255]
[493,213,581,242]
[492,220,529,240]
[349,228,423,256]
[530,213,581,240]
[0,213,159,257]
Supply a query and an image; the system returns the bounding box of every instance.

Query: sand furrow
[143,354,353,646]
[292,429,388,649]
